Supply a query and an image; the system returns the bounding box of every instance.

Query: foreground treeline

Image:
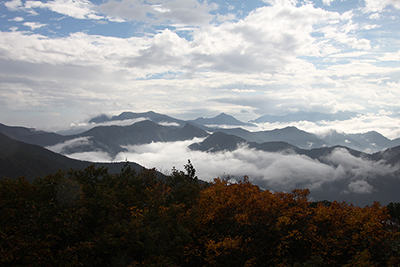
[1,163,400,267]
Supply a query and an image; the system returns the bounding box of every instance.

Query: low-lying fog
[49,137,399,202]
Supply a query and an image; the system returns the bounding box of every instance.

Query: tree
[190,177,400,266]
[1,165,400,266]
[387,202,400,224]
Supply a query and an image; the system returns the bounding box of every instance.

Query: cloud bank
[61,139,399,200]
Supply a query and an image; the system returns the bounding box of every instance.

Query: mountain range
[2,111,399,155]
[1,110,400,206]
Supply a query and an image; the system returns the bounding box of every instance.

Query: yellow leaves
[194,178,400,266]
[277,216,291,226]
[197,178,264,226]
[292,188,311,200]
[343,249,376,267]
[3,164,400,266]
[287,229,302,240]
[244,257,257,267]
[130,206,145,219]
[204,236,242,265]
[234,213,251,225]
[206,236,241,253]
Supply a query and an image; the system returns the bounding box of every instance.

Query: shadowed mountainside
[0,132,155,182]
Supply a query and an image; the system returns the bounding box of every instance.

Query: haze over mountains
[57,110,400,153]
[1,110,400,206]
[251,111,360,123]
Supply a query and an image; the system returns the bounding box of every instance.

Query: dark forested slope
[0,133,149,182]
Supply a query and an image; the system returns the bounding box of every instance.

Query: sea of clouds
[51,137,399,200]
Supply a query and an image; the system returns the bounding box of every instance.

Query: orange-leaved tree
[191,177,400,267]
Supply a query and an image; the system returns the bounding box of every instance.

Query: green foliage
[1,163,399,266]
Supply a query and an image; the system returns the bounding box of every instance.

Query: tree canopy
[1,163,399,266]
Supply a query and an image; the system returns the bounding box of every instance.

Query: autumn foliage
[1,163,399,266]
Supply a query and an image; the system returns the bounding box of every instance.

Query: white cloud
[158,121,180,127]
[98,0,218,26]
[379,50,400,61]
[5,0,23,11]
[185,3,345,75]
[321,23,372,51]
[7,0,104,20]
[1,0,399,134]
[111,139,340,189]
[46,136,92,153]
[57,138,399,196]
[66,151,113,162]
[324,147,399,178]
[368,12,381,19]
[9,17,24,22]
[0,3,378,76]
[0,31,151,71]
[23,22,46,30]
[363,0,400,13]
[347,180,374,194]
[322,0,335,5]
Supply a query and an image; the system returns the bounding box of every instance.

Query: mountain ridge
[0,132,151,182]
[2,111,400,157]
[190,112,255,127]
[89,111,187,126]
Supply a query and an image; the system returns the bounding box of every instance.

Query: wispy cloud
[46,136,92,153]
[9,16,24,22]
[362,0,400,13]
[23,22,46,30]
[6,0,104,20]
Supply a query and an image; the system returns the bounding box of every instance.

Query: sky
[1,0,400,136]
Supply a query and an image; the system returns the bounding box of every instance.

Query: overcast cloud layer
[1,0,400,137]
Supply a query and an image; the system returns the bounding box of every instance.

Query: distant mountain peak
[88,114,111,124]
[87,111,186,127]
[191,112,255,127]
[189,131,247,152]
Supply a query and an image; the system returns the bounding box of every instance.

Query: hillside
[0,123,69,147]
[0,133,152,182]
